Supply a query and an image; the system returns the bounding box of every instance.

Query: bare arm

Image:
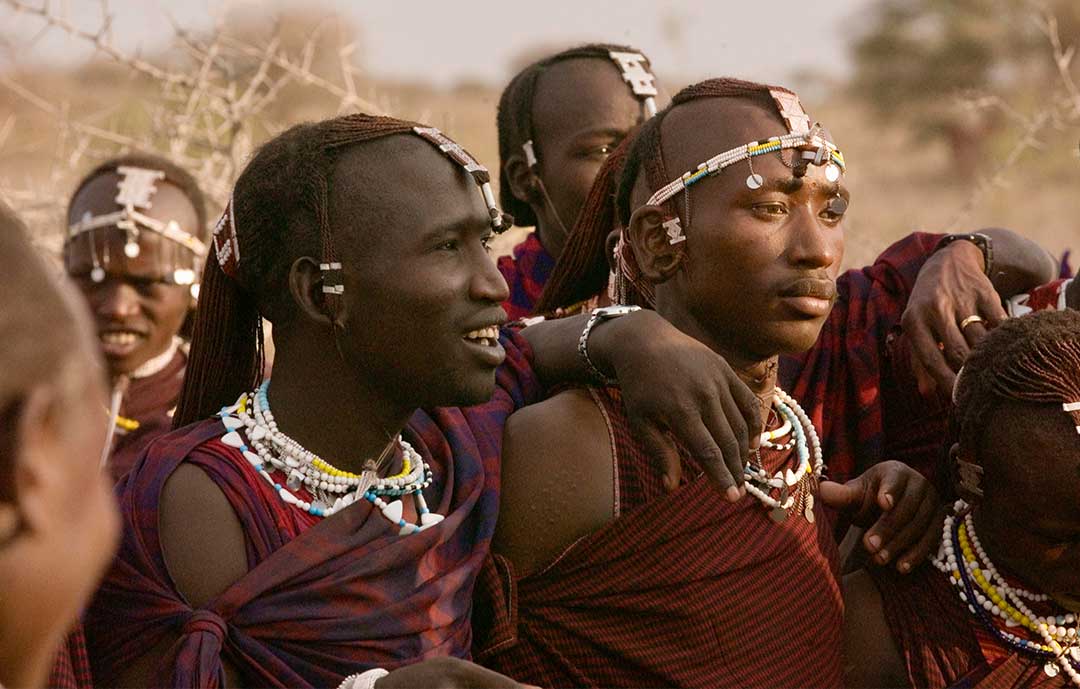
[113,464,248,688]
[493,389,614,578]
[842,570,910,689]
[979,227,1056,298]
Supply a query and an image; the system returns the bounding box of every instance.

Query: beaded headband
[66,165,207,288]
[212,127,510,295]
[521,49,659,169]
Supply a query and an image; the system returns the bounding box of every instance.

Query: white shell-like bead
[421,512,445,526]
[221,431,244,448]
[399,523,419,536]
[243,450,262,467]
[381,500,404,524]
[220,416,242,430]
[249,425,267,441]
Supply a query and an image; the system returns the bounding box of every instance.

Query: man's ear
[503,153,538,205]
[625,205,684,283]
[13,385,65,537]
[288,256,335,327]
[950,442,984,504]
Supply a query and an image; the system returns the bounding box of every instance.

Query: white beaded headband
[413,126,510,233]
[67,165,207,287]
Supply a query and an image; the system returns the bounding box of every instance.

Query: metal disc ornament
[90,266,105,283]
[768,506,788,523]
[124,241,141,258]
[824,163,841,182]
[746,173,764,189]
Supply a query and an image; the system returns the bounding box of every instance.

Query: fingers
[634,421,684,492]
[726,374,762,451]
[893,504,946,573]
[687,406,744,502]
[906,319,956,396]
[817,480,860,512]
[934,315,969,371]
[960,320,988,349]
[873,490,935,568]
[978,288,1008,328]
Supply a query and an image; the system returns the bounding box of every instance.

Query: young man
[84,114,764,688]
[846,309,1080,689]
[0,202,120,689]
[496,44,661,319]
[477,79,1055,688]
[63,154,209,481]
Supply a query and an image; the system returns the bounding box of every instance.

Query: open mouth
[463,325,500,348]
[98,329,146,357]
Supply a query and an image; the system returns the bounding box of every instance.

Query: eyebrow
[570,127,629,142]
[753,178,850,198]
[417,213,491,244]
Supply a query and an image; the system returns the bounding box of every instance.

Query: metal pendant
[804,492,816,523]
[1043,661,1059,678]
[769,506,788,523]
[746,173,764,189]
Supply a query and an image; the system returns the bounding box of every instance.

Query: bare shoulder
[494,387,614,578]
[159,462,250,608]
[842,569,910,689]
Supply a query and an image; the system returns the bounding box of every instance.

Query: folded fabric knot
[180,609,228,643]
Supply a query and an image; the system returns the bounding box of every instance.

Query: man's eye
[436,240,459,251]
[755,203,787,216]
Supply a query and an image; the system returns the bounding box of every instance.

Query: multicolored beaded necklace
[934,500,1080,685]
[215,381,445,535]
[745,387,824,524]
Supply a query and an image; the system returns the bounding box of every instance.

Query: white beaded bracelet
[337,667,389,689]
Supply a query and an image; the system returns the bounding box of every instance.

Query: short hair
[174,114,436,427]
[67,152,209,237]
[0,201,84,500]
[496,43,651,228]
[537,77,789,312]
[954,309,1080,460]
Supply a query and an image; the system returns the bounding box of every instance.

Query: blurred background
[1,0,1078,268]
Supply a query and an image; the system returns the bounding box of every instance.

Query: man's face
[647,98,848,361]
[64,175,198,378]
[528,57,655,257]
[330,138,510,409]
[975,402,1080,612]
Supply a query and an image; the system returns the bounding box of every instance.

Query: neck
[266,330,414,474]
[534,220,565,260]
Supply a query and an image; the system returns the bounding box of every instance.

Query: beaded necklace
[744,387,824,524]
[216,382,445,535]
[933,500,1080,685]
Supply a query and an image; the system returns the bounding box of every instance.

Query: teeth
[464,326,499,342]
[100,332,140,346]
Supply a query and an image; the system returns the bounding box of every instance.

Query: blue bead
[274,483,281,490]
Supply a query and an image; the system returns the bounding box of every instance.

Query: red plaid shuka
[780,232,949,486]
[107,347,186,483]
[474,386,843,688]
[1007,278,1073,316]
[85,330,540,688]
[498,232,555,321]
[46,624,93,689]
[872,564,1068,689]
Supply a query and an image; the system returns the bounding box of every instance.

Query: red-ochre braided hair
[953,309,1080,461]
[537,77,793,312]
[174,114,425,428]
[497,43,653,228]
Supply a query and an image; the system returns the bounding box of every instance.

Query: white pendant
[1004,617,1020,627]
[220,416,242,430]
[1070,646,1080,662]
[381,500,404,524]
[785,468,800,486]
[242,451,262,467]
[90,266,105,283]
[221,431,244,448]
[746,173,764,189]
[284,455,301,468]
[399,523,419,536]
[286,470,304,491]
[340,492,356,507]
[824,163,841,182]
[249,425,267,441]
[1044,661,1059,677]
[421,512,445,526]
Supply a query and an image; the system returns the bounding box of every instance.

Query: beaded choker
[744,387,824,524]
[934,500,1079,685]
[216,382,445,535]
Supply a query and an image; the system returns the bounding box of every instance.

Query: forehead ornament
[608,50,659,118]
[412,126,511,233]
[1064,401,1080,435]
[67,165,207,292]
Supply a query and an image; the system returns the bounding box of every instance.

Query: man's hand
[595,310,761,501]
[902,239,1006,398]
[818,461,943,573]
[376,657,536,689]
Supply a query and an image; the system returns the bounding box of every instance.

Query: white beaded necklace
[216,383,445,535]
[743,387,824,523]
[934,500,1080,685]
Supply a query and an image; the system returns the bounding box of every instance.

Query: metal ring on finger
[959,315,985,331]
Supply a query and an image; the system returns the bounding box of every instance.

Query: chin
[423,371,498,409]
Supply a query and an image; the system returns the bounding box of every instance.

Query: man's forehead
[660,98,788,175]
[532,58,643,135]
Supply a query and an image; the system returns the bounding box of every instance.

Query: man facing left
[62,154,209,481]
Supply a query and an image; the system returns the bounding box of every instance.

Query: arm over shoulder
[493,388,614,579]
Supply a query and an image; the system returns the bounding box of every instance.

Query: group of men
[1,42,1078,689]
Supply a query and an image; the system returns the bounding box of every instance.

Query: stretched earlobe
[503,153,539,205]
[288,256,335,327]
[626,205,685,283]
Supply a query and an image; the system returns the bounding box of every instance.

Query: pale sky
[1,0,872,86]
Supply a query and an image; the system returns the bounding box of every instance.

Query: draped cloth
[85,329,540,688]
[871,564,1069,689]
[47,625,94,689]
[108,347,187,483]
[474,387,843,689]
[498,232,555,321]
[780,232,948,486]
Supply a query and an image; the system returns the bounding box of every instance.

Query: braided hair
[496,43,652,228]
[538,77,791,312]
[954,309,1080,461]
[67,152,209,236]
[174,114,423,427]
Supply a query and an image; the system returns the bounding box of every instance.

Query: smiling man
[63,155,208,481]
[495,44,661,319]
